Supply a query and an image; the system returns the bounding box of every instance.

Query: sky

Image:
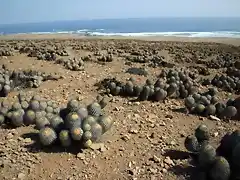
[1,0,240,24]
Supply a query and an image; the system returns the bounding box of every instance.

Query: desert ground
[0,34,240,180]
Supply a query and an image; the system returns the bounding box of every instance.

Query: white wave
[13,30,240,38]
[87,31,240,38]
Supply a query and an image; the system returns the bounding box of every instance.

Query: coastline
[1,33,240,46]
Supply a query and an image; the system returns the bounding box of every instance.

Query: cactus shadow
[21,132,83,155]
[171,107,188,115]
[163,149,199,180]
[163,149,190,160]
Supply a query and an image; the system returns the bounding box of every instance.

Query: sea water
[0,17,240,38]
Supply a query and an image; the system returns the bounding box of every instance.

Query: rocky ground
[0,37,240,180]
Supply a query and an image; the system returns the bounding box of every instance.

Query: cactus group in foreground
[0,92,114,149]
[185,124,240,180]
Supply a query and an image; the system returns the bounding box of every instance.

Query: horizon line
[1,16,240,26]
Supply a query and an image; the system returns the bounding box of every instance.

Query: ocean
[1,17,240,38]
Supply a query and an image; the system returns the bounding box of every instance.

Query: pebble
[213,132,219,137]
[209,115,221,121]
[129,129,139,134]
[76,153,85,160]
[164,157,175,166]
[17,173,25,180]
[24,138,32,143]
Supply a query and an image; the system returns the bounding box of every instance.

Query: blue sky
[1,0,240,24]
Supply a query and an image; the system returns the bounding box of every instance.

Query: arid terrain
[0,35,240,180]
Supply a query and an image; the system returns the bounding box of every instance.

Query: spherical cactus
[39,101,47,111]
[204,104,216,116]
[87,102,102,117]
[82,116,96,126]
[185,96,195,110]
[67,99,79,112]
[125,81,134,96]
[59,130,72,147]
[111,86,121,96]
[70,127,83,141]
[97,115,114,133]
[12,102,22,111]
[39,127,57,146]
[226,98,235,106]
[11,110,24,127]
[21,101,29,110]
[82,123,91,132]
[32,95,41,101]
[200,96,210,106]
[167,83,178,97]
[35,117,50,130]
[18,92,27,102]
[208,87,218,96]
[65,112,81,129]
[139,86,150,101]
[3,85,11,96]
[195,104,206,115]
[211,96,219,104]
[0,107,9,116]
[46,113,55,120]
[133,85,142,97]
[215,102,226,117]
[77,107,88,120]
[209,156,231,180]
[232,143,240,169]
[49,115,64,132]
[83,139,92,149]
[35,111,46,120]
[45,106,54,113]
[23,109,36,125]
[192,93,201,102]
[82,131,92,141]
[0,114,5,125]
[108,82,116,91]
[198,144,216,168]
[90,123,103,142]
[29,100,40,111]
[195,124,210,143]
[222,106,238,119]
[154,88,167,101]
[184,135,200,153]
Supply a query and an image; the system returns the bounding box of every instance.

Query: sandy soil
[0,35,240,180]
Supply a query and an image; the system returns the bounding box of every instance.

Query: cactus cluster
[103,68,198,102]
[184,88,239,120]
[0,65,62,97]
[38,98,114,148]
[0,92,114,149]
[56,57,85,71]
[185,124,240,180]
[202,73,240,94]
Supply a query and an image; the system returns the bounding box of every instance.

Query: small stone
[129,129,138,134]
[209,115,221,121]
[77,153,85,160]
[114,107,120,111]
[6,133,14,139]
[24,138,32,143]
[133,102,140,105]
[152,155,161,163]
[213,132,219,137]
[90,143,106,152]
[162,168,167,173]
[18,173,25,179]
[121,135,130,141]
[164,157,174,166]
